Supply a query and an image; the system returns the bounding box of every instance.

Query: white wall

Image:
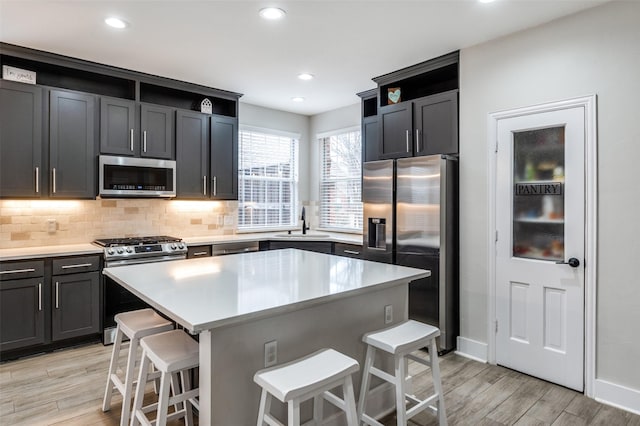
[459,0,640,401]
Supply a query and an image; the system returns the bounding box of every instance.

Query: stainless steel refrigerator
[362,156,458,351]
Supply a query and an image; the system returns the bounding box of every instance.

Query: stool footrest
[406,393,439,419]
[406,353,431,367]
[361,412,385,426]
[368,365,396,385]
[264,412,285,426]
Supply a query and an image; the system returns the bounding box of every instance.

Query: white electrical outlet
[264,340,277,367]
[384,305,393,324]
[46,219,57,233]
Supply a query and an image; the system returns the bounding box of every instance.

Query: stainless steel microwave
[99,155,176,198]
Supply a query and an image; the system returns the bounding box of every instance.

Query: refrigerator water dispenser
[367,218,386,249]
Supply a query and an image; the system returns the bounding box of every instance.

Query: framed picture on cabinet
[387,87,401,104]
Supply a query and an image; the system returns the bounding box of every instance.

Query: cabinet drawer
[334,243,363,259]
[187,245,212,259]
[0,260,45,280]
[52,255,100,275]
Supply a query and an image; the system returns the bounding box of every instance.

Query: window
[319,128,362,231]
[238,128,299,230]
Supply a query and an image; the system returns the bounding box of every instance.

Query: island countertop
[102,248,429,334]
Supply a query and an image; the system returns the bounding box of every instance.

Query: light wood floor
[0,342,638,426]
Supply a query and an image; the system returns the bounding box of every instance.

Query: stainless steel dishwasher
[212,241,259,256]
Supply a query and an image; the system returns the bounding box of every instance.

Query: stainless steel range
[94,235,187,344]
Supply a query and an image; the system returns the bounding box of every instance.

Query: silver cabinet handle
[55,281,59,309]
[52,168,57,193]
[193,251,208,256]
[406,130,410,152]
[344,250,360,255]
[213,176,217,196]
[143,130,147,152]
[415,129,421,153]
[61,263,92,270]
[38,283,42,311]
[203,176,207,195]
[130,129,134,151]
[0,268,36,275]
[35,167,39,193]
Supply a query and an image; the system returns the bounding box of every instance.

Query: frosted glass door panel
[512,127,565,261]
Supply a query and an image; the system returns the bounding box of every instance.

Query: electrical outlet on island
[264,340,277,367]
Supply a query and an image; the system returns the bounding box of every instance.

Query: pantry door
[495,105,585,391]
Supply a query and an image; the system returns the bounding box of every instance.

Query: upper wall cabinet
[176,110,209,199]
[211,115,238,200]
[1,42,242,198]
[0,80,43,198]
[359,51,459,161]
[49,89,97,199]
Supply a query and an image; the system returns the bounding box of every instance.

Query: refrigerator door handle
[406,130,410,153]
[415,129,421,153]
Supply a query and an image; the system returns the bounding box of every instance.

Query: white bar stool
[131,329,200,426]
[103,308,174,426]
[254,348,360,426]
[357,320,447,426]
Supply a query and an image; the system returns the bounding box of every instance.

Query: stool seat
[364,320,440,355]
[254,348,360,426]
[140,329,199,373]
[115,308,173,340]
[254,348,359,402]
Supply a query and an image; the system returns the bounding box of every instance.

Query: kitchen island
[103,248,429,425]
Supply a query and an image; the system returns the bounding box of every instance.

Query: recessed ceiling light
[259,7,286,20]
[298,73,314,81]
[291,97,305,102]
[105,17,128,29]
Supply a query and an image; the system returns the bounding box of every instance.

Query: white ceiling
[0,0,608,116]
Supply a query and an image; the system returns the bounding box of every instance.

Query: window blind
[238,129,299,229]
[319,130,362,231]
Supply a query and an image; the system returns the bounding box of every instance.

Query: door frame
[486,95,597,396]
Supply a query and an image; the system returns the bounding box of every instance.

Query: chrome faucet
[301,206,309,235]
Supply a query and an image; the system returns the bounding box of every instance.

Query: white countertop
[103,249,428,333]
[0,231,362,261]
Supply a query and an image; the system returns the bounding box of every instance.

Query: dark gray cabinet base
[51,272,100,341]
[0,278,45,352]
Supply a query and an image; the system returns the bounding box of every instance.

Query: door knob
[556,257,580,268]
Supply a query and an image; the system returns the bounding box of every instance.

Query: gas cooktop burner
[93,235,182,247]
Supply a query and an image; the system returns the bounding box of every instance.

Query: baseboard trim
[594,378,640,416]
[455,336,488,363]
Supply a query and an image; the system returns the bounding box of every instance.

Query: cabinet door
[413,90,458,156]
[49,90,96,198]
[0,80,43,198]
[0,278,45,351]
[100,97,136,156]
[51,272,100,341]
[176,110,209,199]
[334,243,363,259]
[379,102,413,159]
[187,245,212,258]
[140,104,174,159]
[211,115,238,200]
[362,115,380,163]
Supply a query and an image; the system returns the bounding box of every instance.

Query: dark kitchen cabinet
[268,241,333,254]
[0,260,46,352]
[49,89,96,198]
[51,271,100,341]
[211,115,238,200]
[362,116,380,163]
[378,91,458,159]
[0,80,43,198]
[176,110,209,199]
[333,243,363,259]
[187,245,212,258]
[51,255,100,341]
[413,90,458,156]
[379,102,413,159]
[100,100,175,160]
[140,103,174,160]
[100,97,136,156]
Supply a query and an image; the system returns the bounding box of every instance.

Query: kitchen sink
[273,233,330,238]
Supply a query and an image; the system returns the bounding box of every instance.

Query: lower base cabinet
[0,255,101,359]
[52,271,100,341]
[0,277,45,352]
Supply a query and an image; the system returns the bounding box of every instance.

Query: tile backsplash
[0,199,238,248]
